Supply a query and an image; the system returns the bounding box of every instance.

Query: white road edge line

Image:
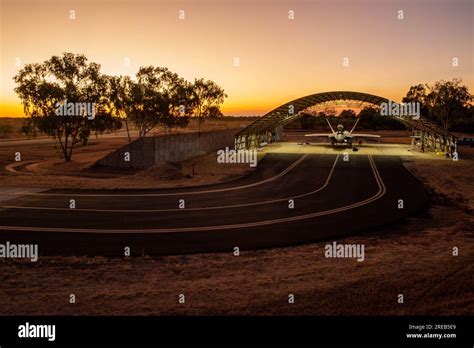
[1,154,309,197]
[3,154,339,212]
[0,155,386,233]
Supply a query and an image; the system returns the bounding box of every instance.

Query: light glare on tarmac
[260,142,453,159]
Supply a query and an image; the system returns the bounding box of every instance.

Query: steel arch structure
[234,91,456,151]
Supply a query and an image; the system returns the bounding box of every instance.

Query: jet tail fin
[325,118,335,133]
[349,118,360,134]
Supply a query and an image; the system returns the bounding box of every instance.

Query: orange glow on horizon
[1,0,472,117]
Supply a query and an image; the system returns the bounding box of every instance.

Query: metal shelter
[234,91,456,152]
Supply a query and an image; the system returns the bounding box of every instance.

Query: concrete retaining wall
[96,129,240,169]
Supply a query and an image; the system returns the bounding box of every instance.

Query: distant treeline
[285,108,408,131]
[217,116,260,121]
[13,53,228,161]
[287,106,474,132]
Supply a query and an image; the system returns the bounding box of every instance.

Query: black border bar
[0,316,472,345]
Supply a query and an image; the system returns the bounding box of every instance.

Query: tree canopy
[190,78,227,131]
[403,78,473,132]
[13,53,228,161]
[14,53,118,161]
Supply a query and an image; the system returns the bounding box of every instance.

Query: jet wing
[305,134,332,137]
[348,134,381,138]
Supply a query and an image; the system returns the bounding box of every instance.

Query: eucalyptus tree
[190,78,227,132]
[127,66,193,137]
[14,53,116,161]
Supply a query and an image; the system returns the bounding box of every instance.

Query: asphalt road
[0,153,429,255]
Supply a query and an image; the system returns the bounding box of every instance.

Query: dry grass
[0,120,254,189]
[0,203,472,315]
[404,147,474,209]
[0,122,472,315]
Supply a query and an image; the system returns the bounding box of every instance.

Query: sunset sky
[1,0,472,116]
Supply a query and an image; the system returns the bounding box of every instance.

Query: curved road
[0,153,428,255]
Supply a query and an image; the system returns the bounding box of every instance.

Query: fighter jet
[305,118,380,147]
